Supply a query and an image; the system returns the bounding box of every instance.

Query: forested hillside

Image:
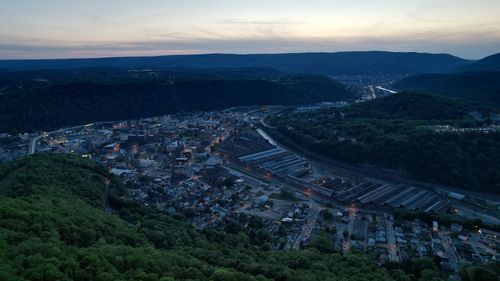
[346,93,468,120]
[269,93,500,194]
[0,51,470,75]
[393,71,500,108]
[451,53,500,73]
[0,153,476,281]
[0,71,353,133]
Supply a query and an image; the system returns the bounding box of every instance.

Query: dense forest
[269,93,500,194]
[451,53,500,73]
[393,71,500,108]
[4,154,495,280]
[345,93,469,120]
[0,70,353,133]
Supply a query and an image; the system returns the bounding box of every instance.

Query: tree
[0,154,414,281]
[320,209,334,221]
[461,266,498,281]
[210,269,257,281]
[310,232,334,253]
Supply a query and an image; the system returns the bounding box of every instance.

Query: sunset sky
[1,0,499,59]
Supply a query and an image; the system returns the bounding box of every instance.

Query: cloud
[217,19,306,25]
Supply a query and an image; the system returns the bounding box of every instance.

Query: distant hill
[452,53,500,72]
[0,67,286,92]
[347,92,468,120]
[0,72,354,133]
[393,71,500,107]
[0,51,470,75]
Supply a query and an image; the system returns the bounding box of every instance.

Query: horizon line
[0,50,492,62]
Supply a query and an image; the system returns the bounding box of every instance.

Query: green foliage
[270,93,500,194]
[309,231,334,253]
[347,92,468,120]
[0,154,421,281]
[279,188,297,200]
[460,264,499,281]
[394,71,500,108]
[0,70,353,133]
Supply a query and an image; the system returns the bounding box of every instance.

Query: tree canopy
[0,70,353,133]
[0,153,429,281]
[269,93,500,194]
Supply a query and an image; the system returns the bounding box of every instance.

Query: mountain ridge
[0,51,470,75]
[451,53,500,73]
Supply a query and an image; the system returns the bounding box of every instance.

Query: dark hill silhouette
[452,53,500,72]
[0,51,470,75]
[348,92,468,120]
[0,73,354,133]
[393,71,500,108]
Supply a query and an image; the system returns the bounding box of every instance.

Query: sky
[0,0,499,59]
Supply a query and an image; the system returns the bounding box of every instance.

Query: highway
[28,134,44,154]
[27,121,120,155]
[28,124,94,154]
[260,118,276,129]
[293,208,320,249]
[375,86,398,94]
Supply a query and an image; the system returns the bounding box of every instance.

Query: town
[1,106,499,279]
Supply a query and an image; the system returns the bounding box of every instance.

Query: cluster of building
[1,105,498,278]
[215,121,500,275]
[283,205,500,273]
[25,109,277,229]
[330,74,401,101]
[426,124,500,134]
[0,133,30,161]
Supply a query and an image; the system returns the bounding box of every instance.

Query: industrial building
[317,177,454,213]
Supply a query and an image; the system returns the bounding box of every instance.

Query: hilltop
[0,51,469,75]
[452,53,500,73]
